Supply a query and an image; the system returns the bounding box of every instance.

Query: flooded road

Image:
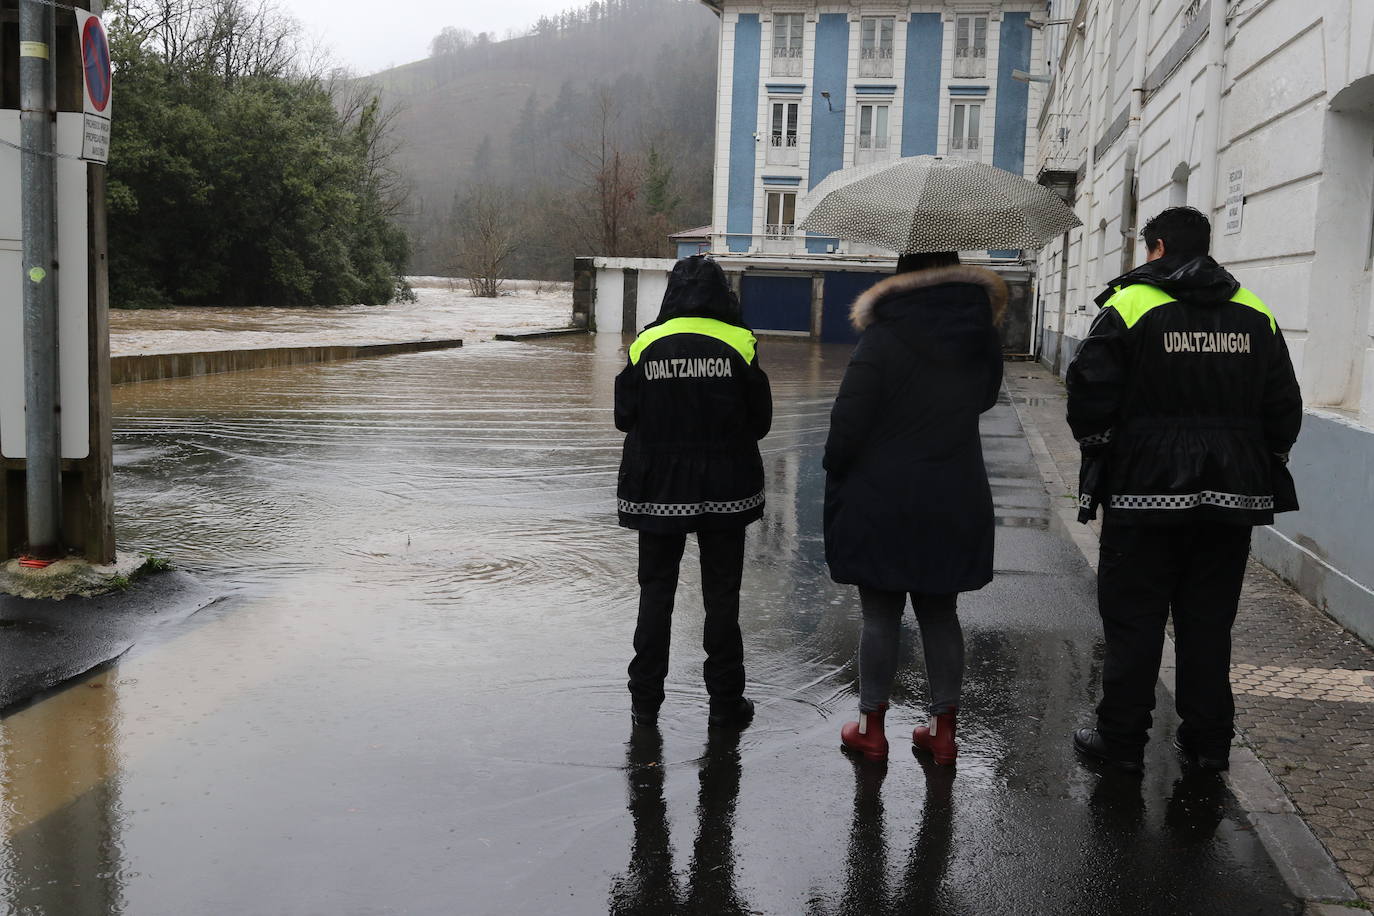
[1,337,1296,914]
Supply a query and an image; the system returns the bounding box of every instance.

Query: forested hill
[366,0,720,278]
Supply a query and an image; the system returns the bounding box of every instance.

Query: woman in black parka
[826,252,1005,764]
[615,256,773,732]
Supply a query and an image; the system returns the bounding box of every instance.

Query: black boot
[708,697,754,730]
[1173,735,1229,771]
[1073,727,1143,773]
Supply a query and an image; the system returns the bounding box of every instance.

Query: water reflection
[0,671,125,915]
[609,728,749,915]
[832,758,958,916]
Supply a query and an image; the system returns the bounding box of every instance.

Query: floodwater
[108,280,571,355]
[0,336,1296,914]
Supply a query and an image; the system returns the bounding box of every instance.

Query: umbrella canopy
[797,155,1081,253]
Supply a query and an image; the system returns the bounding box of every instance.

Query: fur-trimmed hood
[850,265,1008,332]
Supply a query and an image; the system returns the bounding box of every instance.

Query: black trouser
[628,527,747,713]
[1095,516,1253,757]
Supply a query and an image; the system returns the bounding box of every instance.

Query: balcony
[953,47,987,79]
[771,47,803,77]
[858,48,894,79]
[767,133,800,166]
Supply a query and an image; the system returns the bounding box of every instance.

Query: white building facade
[1031,0,1374,639]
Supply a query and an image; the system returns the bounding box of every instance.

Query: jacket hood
[647,255,750,330]
[850,265,1008,332]
[1095,254,1239,308]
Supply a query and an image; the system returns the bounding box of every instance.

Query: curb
[493,327,589,341]
[1004,382,1362,911]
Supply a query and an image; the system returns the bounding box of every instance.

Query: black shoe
[1073,727,1144,773]
[630,702,659,729]
[707,697,754,730]
[1173,735,1229,771]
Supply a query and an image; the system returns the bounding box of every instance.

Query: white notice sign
[1224,167,1244,236]
[81,113,109,163]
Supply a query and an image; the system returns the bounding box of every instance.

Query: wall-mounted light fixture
[820,90,833,112]
[1011,69,1053,84]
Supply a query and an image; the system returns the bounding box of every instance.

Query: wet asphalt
[0,336,1298,914]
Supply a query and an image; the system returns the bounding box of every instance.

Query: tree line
[107,0,411,308]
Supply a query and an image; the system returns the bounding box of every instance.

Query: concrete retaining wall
[1254,409,1374,644]
[111,339,463,386]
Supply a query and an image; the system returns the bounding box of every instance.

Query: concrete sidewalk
[1005,360,1372,909]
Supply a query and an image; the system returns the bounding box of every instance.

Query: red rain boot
[913,709,958,766]
[841,705,889,761]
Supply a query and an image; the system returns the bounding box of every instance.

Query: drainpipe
[1117,0,1150,273]
[19,0,63,559]
[1193,0,1228,226]
[1076,4,1105,313]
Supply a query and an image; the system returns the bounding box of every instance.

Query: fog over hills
[362,0,719,278]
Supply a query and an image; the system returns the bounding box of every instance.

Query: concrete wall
[589,258,679,335]
[1032,0,1374,639]
[1254,409,1374,644]
[110,340,464,386]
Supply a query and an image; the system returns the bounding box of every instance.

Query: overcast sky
[280,0,570,74]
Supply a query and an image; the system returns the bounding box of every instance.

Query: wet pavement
[0,337,1300,914]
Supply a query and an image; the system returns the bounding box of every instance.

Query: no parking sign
[75,9,111,163]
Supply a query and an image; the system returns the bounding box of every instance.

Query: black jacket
[1066,254,1303,526]
[823,265,1006,594]
[615,315,772,534]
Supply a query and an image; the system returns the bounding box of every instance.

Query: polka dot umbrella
[797,155,1081,253]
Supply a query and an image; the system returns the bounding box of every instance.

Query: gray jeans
[857,588,964,715]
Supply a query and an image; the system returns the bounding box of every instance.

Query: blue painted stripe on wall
[808,13,849,190]
[762,175,803,186]
[728,15,762,253]
[902,13,943,156]
[994,12,1031,176]
[765,83,805,94]
[855,85,897,95]
[949,85,989,96]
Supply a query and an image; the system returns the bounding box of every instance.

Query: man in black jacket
[615,256,772,731]
[1067,207,1303,772]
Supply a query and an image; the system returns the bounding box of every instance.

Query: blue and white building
[703,1,1046,256]
[587,3,1048,347]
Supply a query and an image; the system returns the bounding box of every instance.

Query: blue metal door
[821,271,885,344]
[740,274,812,333]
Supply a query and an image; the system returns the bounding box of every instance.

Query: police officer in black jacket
[1067,207,1304,772]
[615,256,772,731]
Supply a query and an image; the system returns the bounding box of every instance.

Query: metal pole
[19,0,63,557]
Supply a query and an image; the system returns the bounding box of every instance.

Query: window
[767,101,800,165]
[859,16,895,78]
[766,190,797,238]
[949,102,982,157]
[772,14,804,77]
[954,15,988,78]
[856,103,891,164]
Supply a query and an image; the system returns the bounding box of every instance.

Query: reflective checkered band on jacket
[1078,492,1093,509]
[618,492,765,517]
[1109,491,1274,511]
[1077,429,1113,447]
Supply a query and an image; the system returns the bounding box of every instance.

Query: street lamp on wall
[820,90,834,112]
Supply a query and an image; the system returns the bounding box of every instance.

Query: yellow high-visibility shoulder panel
[629,317,757,365]
[1104,283,1279,334]
[1230,287,1278,333]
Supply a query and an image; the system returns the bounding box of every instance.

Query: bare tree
[566,88,642,256]
[452,188,519,297]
